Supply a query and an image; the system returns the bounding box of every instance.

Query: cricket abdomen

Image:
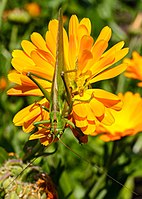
[50,111,66,138]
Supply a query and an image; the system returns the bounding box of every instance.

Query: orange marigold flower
[7,15,128,145]
[25,2,41,17]
[124,51,142,87]
[96,92,142,141]
[0,76,7,91]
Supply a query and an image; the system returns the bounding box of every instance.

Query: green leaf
[0,147,9,165]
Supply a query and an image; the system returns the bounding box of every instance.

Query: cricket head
[50,111,66,138]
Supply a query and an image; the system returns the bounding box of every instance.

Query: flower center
[69,75,88,97]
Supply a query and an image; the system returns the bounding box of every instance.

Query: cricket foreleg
[60,71,74,114]
[60,71,72,104]
[27,72,52,82]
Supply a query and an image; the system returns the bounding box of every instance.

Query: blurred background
[1,0,142,198]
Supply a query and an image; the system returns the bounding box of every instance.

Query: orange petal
[79,35,94,53]
[91,40,108,62]
[100,133,121,142]
[78,50,93,71]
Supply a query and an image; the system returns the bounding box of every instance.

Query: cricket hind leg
[33,120,51,129]
[27,72,51,101]
[60,68,77,113]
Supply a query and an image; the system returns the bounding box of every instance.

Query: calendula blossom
[7,15,128,145]
[25,2,41,17]
[124,51,142,87]
[96,92,142,141]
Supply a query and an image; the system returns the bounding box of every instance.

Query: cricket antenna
[58,137,140,197]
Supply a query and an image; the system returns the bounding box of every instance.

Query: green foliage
[1,0,142,198]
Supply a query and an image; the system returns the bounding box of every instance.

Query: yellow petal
[13,103,35,126]
[89,98,105,117]
[73,91,91,101]
[78,24,90,40]
[46,20,58,57]
[75,119,88,128]
[85,104,96,120]
[102,41,125,57]
[63,29,69,69]
[90,63,127,84]
[12,50,35,72]
[29,129,47,139]
[68,35,77,70]
[69,15,79,37]
[82,122,96,135]
[36,49,55,66]
[23,115,40,132]
[80,18,91,34]
[30,50,54,80]
[7,87,43,96]
[21,40,36,56]
[12,57,35,73]
[93,89,121,108]
[31,32,48,51]
[90,52,115,76]
[98,108,115,125]
[95,26,111,44]
[113,48,129,63]
[73,103,87,119]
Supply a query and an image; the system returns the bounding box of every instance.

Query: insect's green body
[28,9,74,139]
[49,9,69,136]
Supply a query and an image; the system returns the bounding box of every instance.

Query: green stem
[0,0,7,28]
[116,74,126,93]
[88,172,106,198]
[9,25,18,51]
[106,141,119,169]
